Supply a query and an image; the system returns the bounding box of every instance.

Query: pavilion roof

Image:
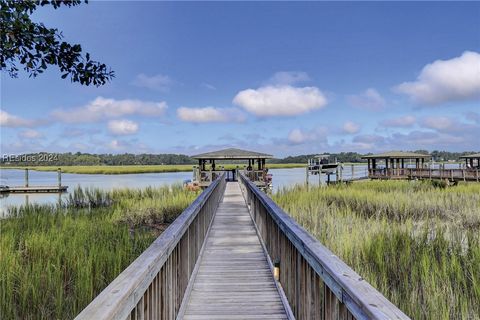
[459,153,480,159]
[192,148,273,160]
[362,151,431,159]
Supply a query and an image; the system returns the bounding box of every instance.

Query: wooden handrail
[368,168,480,181]
[239,173,410,320]
[75,173,226,320]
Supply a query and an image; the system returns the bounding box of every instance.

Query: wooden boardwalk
[180,182,289,320]
[76,173,410,320]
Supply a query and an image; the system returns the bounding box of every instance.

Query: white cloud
[380,115,416,128]
[177,107,245,123]
[18,129,43,139]
[342,121,361,134]
[132,73,173,92]
[421,116,455,130]
[267,71,310,85]
[0,110,42,128]
[52,97,167,123]
[233,85,328,116]
[108,139,129,150]
[394,51,480,105]
[347,88,386,111]
[287,127,328,145]
[288,129,310,144]
[107,120,139,135]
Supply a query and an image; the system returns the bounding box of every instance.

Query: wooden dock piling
[25,168,29,187]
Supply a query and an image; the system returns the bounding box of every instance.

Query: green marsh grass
[0,185,198,319]
[273,180,480,319]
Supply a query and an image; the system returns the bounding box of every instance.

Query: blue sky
[1,1,480,157]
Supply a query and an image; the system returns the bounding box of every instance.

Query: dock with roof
[191,148,273,189]
[363,151,479,182]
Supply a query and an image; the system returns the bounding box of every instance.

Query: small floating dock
[0,168,68,194]
[0,185,68,193]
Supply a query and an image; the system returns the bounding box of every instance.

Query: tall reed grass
[0,185,198,319]
[273,180,480,319]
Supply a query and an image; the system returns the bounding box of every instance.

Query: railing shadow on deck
[75,173,226,320]
[238,173,410,320]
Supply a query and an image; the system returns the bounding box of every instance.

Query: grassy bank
[0,185,198,319]
[273,181,480,319]
[1,163,306,174]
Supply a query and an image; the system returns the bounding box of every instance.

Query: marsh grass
[0,185,198,319]
[273,180,480,319]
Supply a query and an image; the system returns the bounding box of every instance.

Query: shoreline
[0,163,308,175]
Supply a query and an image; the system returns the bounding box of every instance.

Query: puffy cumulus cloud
[287,127,328,145]
[421,116,455,131]
[347,88,386,111]
[288,129,311,144]
[177,107,245,123]
[108,139,130,151]
[0,110,44,128]
[342,121,361,134]
[52,97,167,123]
[132,73,173,92]
[267,71,311,85]
[394,51,480,105]
[18,129,43,139]
[380,115,416,128]
[420,116,479,135]
[233,85,328,116]
[107,120,139,135]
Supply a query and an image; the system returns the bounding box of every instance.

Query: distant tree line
[1,150,477,167]
[268,152,366,164]
[0,152,195,166]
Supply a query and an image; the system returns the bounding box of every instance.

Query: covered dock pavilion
[191,148,273,188]
[362,151,432,179]
[460,153,480,169]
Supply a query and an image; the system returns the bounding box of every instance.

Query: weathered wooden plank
[180,182,288,319]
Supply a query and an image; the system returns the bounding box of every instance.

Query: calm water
[0,166,370,215]
[2,163,460,212]
[0,169,193,215]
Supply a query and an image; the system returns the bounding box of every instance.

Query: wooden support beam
[25,168,29,187]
